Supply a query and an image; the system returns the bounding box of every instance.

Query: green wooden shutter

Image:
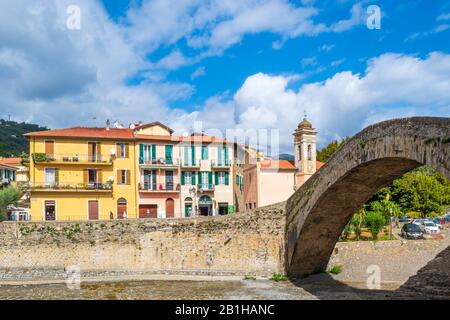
[151,144,156,161]
[181,172,185,185]
[165,145,173,164]
[192,172,196,185]
[224,147,229,165]
[55,168,59,184]
[202,146,208,160]
[215,172,219,185]
[217,146,222,165]
[139,144,144,164]
[191,146,196,166]
[208,172,213,185]
[198,172,202,185]
[225,172,229,186]
[184,146,189,165]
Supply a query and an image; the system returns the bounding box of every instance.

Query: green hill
[0,119,48,156]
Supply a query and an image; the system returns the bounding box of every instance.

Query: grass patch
[328,265,343,275]
[270,273,288,282]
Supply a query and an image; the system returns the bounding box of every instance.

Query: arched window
[185,197,193,202]
[117,198,127,205]
[307,145,312,161]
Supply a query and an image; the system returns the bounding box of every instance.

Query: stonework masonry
[0,204,285,279]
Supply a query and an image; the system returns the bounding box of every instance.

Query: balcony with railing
[197,183,215,192]
[140,158,180,168]
[139,182,180,193]
[211,159,232,168]
[31,181,113,192]
[181,158,202,168]
[32,153,114,165]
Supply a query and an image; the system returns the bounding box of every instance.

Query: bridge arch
[285,117,450,277]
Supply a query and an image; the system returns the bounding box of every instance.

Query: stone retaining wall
[0,204,285,280]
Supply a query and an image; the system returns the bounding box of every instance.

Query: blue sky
[1,0,450,152]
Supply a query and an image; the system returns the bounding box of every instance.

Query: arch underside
[286,117,450,277]
[288,158,421,276]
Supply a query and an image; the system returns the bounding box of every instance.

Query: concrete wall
[0,204,285,277]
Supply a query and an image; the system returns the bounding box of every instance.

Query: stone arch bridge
[285,117,450,277]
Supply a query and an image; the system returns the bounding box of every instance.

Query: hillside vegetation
[0,119,47,157]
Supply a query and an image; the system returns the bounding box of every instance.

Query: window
[298,144,302,160]
[143,145,152,163]
[45,168,57,187]
[218,172,226,185]
[117,143,128,158]
[185,172,192,185]
[143,170,156,190]
[307,145,312,161]
[88,169,98,184]
[45,200,56,221]
[117,169,130,185]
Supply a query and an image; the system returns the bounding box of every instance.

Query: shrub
[270,273,288,282]
[328,265,343,275]
[364,211,386,241]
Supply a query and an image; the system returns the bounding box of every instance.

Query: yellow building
[26,126,138,221]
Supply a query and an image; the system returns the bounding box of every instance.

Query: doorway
[88,200,99,220]
[198,195,212,216]
[44,200,56,221]
[139,205,157,219]
[166,198,175,218]
[117,198,127,219]
[218,203,228,216]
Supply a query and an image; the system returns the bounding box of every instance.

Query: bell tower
[294,117,317,189]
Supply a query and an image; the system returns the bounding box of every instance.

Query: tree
[390,167,450,216]
[317,137,349,163]
[0,187,21,221]
[364,211,385,240]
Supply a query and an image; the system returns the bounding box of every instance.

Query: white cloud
[179,52,450,152]
[190,66,206,80]
[437,13,450,21]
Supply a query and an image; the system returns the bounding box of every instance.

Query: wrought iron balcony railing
[31,181,113,191]
[197,184,215,192]
[32,153,113,164]
[139,183,180,192]
[140,158,180,166]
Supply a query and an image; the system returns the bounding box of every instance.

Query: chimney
[106,119,110,131]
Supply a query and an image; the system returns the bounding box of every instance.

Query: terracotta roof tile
[0,157,22,165]
[260,160,296,170]
[316,161,324,170]
[25,127,134,139]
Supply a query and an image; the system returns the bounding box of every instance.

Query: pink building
[243,118,324,209]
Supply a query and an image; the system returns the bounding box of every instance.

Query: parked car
[401,223,424,239]
[421,221,440,234]
[399,216,411,223]
[433,217,444,229]
[412,219,426,226]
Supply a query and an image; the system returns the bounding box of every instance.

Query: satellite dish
[110,148,116,155]
[108,176,114,181]
[130,124,136,130]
